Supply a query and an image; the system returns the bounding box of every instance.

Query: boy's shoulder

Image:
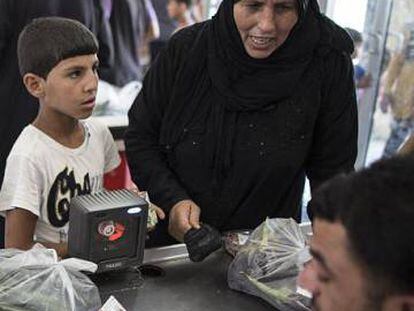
[84,118,109,135]
[10,125,50,158]
[83,118,114,145]
[9,120,112,161]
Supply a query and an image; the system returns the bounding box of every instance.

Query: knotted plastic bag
[227,218,311,311]
[0,247,101,311]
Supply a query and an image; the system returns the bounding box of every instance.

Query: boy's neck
[32,109,85,149]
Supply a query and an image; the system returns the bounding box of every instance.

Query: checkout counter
[97,223,312,310]
[98,244,275,311]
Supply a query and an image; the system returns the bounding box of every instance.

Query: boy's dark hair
[309,155,414,297]
[17,17,98,78]
[344,27,363,44]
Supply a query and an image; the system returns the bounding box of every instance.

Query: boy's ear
[23,73,45,98]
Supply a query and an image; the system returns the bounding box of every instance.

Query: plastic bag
[0,247,101,311]
[227,218,311,311]
[94,80,141,116]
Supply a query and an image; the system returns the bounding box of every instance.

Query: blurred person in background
[344,27,372,93]
[99,0,159,85]
[167,0,195,32]
[380,22,414,157]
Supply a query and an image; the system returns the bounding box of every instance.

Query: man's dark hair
[309,155,414,297]
[344,27,363,44]
[174,0,192,8]
[17,17,98,78]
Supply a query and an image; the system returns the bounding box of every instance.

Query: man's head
[18,17,99,120]
[167,0,192,20]
[302,156,414,311]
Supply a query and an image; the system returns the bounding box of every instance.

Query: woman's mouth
[249,36,275,48]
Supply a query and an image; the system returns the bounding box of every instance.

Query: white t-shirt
[0,119,120,243]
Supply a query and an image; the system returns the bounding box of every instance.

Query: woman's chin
[244,43,277,59]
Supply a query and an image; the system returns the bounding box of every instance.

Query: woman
[125,0,357,245]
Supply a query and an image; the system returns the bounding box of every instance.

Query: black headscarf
[158,0,339,186]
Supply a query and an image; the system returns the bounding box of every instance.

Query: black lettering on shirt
[47,167,91,227]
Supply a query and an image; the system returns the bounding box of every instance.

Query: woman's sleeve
[305,51,358,192]
[124,38,190,212]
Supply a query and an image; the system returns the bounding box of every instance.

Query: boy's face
[167,0,186,19]
[36,54,99,120]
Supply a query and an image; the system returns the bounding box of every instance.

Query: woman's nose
[258,7,276,33]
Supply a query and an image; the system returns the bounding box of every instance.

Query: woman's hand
[168,200,201,242]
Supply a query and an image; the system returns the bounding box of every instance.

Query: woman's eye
[246,2,261,10]
[275,5,294,13]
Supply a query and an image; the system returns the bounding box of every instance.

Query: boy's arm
[5,208,68,258]
[5,208,37,250]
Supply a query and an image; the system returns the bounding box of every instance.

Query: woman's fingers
[169,200,198,241]
[189,204,201,229]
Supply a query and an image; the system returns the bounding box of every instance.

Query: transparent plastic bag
[227,218,311,311]
[0,247,101,311]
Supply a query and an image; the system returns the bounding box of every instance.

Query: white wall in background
[326,0,368,31]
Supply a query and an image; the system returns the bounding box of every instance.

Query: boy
[0,17,163,258]
[167,0,194,32]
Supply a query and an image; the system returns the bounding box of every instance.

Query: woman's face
[233,0,299,59]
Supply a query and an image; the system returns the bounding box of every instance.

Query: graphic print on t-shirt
[47,167,91,227]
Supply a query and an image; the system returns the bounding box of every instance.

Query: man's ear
[384,294,414,311]
[23,73,45,98]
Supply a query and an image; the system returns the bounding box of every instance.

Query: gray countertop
[97,245,276,311]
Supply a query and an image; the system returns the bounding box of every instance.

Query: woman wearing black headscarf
[125,0,357,245]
